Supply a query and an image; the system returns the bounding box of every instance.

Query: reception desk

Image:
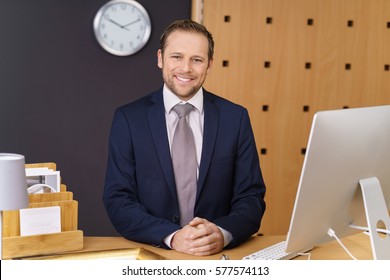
[30,232,373,260]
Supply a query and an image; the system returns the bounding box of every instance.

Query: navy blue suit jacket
[103,87,266,248]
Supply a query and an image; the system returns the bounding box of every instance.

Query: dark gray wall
[0,0,191,236]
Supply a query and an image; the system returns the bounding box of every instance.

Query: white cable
[327,228,358,260]
[297,252,311,260]
[349,224,390,235]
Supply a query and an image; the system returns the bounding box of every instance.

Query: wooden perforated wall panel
[193,0,390,235]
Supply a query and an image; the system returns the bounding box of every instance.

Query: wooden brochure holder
[2,163,83,259]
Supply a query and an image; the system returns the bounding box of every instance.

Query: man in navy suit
[103,19,266,256]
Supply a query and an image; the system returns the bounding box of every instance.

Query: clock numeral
[139,24,144,31]
[120,4,126,10]
[110,40,114,47]
[129,41,134,48]
[111,6,117,13]
[119,43,124,50]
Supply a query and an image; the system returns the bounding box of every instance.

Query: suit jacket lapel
[147,90,177,196]
[197,92,219,198]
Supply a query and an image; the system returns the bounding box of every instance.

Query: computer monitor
[285,105,390,259]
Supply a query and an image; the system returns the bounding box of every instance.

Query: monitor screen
[285,105,390,256]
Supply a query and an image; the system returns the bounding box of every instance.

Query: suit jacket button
[172,215,179,223]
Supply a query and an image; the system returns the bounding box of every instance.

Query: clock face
[93,0,151,56]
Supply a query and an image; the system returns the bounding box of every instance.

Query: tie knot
[173,103,194,118]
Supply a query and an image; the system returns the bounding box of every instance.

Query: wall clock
[93,0,152,56]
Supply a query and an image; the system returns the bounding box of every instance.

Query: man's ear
[207,58,214,74]
[157,49,163,69]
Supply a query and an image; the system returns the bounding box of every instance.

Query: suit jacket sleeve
[103,107,180,248]
[207,106,266,248]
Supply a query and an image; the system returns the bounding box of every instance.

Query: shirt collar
[163,84,204,114]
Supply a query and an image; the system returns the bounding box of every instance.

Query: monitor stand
[359,177,390,260]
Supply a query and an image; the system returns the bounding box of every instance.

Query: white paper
[25,167,50,176]
[19,206,61,236]
[25,168,61,192]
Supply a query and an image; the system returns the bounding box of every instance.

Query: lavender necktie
[172,103,197,226]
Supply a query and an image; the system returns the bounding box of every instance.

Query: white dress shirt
[162,84,233,248]
[163,84,204,174]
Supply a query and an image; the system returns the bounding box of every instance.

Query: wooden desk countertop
[77,233,373,260]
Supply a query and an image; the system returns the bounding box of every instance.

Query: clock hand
[108,18,130,31]
[122,18,141,28]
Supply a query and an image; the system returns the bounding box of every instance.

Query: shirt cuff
[163,230,178,249]
[219,226,233,247]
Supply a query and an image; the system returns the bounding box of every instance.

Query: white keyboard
[242,241,299,260]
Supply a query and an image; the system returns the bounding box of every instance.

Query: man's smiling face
[157,30,213,101]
